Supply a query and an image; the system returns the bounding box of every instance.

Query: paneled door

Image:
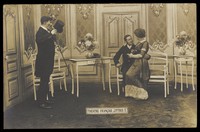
[3,5,21,111]
[103,13,139,76]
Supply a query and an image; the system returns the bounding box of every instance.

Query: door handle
[5,55,8,60]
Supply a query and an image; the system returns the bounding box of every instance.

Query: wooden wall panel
[4,5,22,111]
[24,71,33,89]
[8,75,19,100]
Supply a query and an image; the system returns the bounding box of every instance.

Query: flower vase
[85,51,94,58]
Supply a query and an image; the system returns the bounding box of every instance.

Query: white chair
[49,51,67,97]
[148,52,170,98]
[31,52,67,100]
[174,56,195,91]
[31,54,52,100]
[116,67,124,95]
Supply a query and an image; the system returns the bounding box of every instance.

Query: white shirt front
[126,44,132,49]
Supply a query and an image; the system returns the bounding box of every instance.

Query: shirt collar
[126,44,132,49]
[41,25,50,33]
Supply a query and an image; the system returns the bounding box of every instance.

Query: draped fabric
[125,85,148,100]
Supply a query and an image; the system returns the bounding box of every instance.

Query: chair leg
[116,68,120,95]
[50,80,54,97]
[117,79,120,95]
[72,77,74,94]
[70,64,75,94]
[108,63,112,93]
[64,76,67,91]
[164,80,167,98]
[166,71,169,95]
[192,60,195,91]
[33,84,37,101]
[174,60,177,89]
[186,61,188,88]
[102,63,106,91]
[59,80,62,90]
[180,62,183,92]
[167,79,169,95]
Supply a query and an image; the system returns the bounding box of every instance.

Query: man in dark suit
[35,16,57,109]
[113,35,136,91]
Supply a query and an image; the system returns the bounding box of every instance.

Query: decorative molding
[149,40,169,52]
[43,4,64,21]
[77,4,93,19]
[22,5,35,60]
[103,4,140,7]
[42,4,68,50]
[7,60,17,73]
[8,75,19,101]
[180,4,190,15]
[24,46,37,60]
[23,5,32,19]
[108,16,119,48]
[24,71,33,89]
[4,6,17,55]
[3,6,16,19]
[150,4,164,17]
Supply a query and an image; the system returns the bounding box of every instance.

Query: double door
[103,13,139,76]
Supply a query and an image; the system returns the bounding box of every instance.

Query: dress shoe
[39,103,52,109]
[45,100,54,104]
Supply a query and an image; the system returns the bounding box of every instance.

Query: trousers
[37,74,51,104]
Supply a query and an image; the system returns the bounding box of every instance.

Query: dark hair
[40,16,52,25]
[134,28,146,38]
[124,34,131,41]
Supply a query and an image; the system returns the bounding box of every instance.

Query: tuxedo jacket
[35,27,55,77]
[113,44,136,75]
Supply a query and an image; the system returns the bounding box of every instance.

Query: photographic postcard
[3,3,197,129]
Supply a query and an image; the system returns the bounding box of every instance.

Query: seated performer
[114,29,150,100]
[113,34,136,93]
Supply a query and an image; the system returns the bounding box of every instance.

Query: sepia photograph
[3,3,197,128]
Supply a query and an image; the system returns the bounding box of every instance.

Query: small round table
[173,55,195,91]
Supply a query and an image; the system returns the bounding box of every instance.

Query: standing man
[35,16,57,109]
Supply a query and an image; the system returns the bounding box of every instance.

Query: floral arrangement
[174,31,195,55]
[76,33,98,53]
[75,33,100,58]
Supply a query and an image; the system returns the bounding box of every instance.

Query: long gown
[125,40,150,100]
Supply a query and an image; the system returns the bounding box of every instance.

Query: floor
[4,82,197,129]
